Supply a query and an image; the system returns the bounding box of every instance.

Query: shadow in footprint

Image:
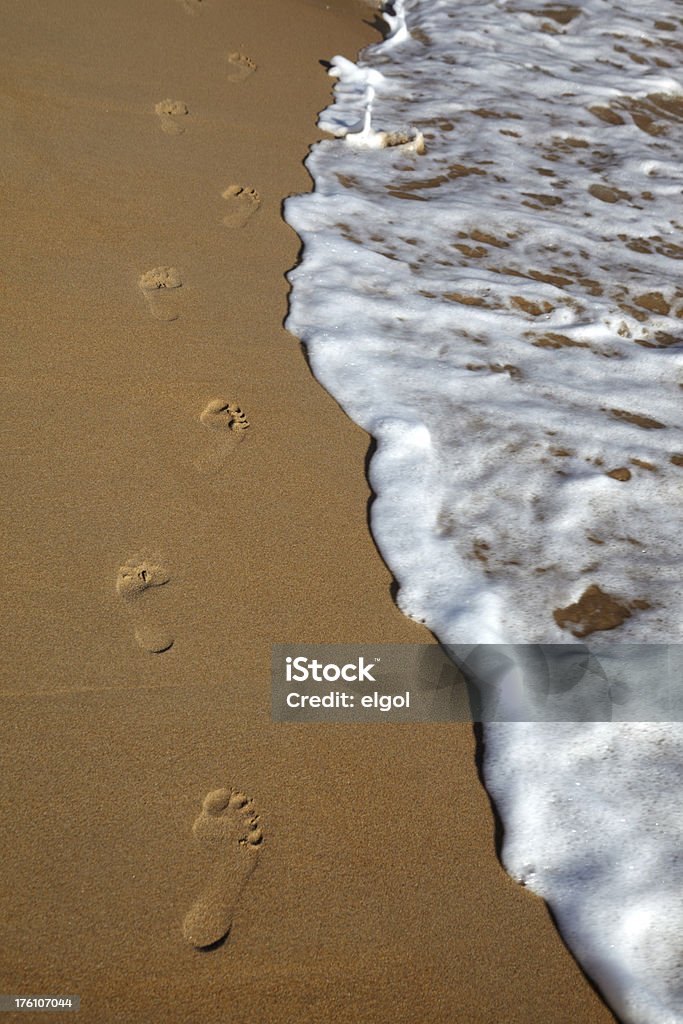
[196,933,230,953]
[183,788,263,949]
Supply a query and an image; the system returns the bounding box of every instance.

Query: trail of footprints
[145,60,258,323]
[134,6,263,951]
[183,788,264,949]
[116,403,249,647]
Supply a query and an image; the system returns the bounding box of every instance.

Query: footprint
[116,558,174,654]
[182,788,263,949]
[139,266,183,322]
[200,398,250,434]
[177,0,204,14]
[195,400,249,475]
[155,99,189,136]
[222,186,260,228]
[116,559,170,600]
[133,625,174,654]
[226,53,257,82]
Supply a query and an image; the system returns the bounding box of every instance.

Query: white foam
[285,0,683,1018]
[485,722,683,1024]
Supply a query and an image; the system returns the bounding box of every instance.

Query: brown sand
[0,0,617,1021]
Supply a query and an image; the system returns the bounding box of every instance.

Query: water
[285,1,683,1020]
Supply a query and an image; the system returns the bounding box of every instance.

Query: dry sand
[1,0,617,1020]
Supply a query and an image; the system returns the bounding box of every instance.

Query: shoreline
[1,0,617,1020]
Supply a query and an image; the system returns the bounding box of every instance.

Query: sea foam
[285,1,683,1020]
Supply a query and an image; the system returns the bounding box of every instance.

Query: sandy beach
[1,0,619,1020]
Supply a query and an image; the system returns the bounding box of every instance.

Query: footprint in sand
[177,0,204,14]
[200,398,250,434]
[116,558,174,654]
[195,399,250,474]
[139,266,183,322]
[226,53,257,83]
[222,186,260,228]
[155,99,189,135]
[183,788,263,949]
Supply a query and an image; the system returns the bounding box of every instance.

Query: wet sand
[0,0,617,1020]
